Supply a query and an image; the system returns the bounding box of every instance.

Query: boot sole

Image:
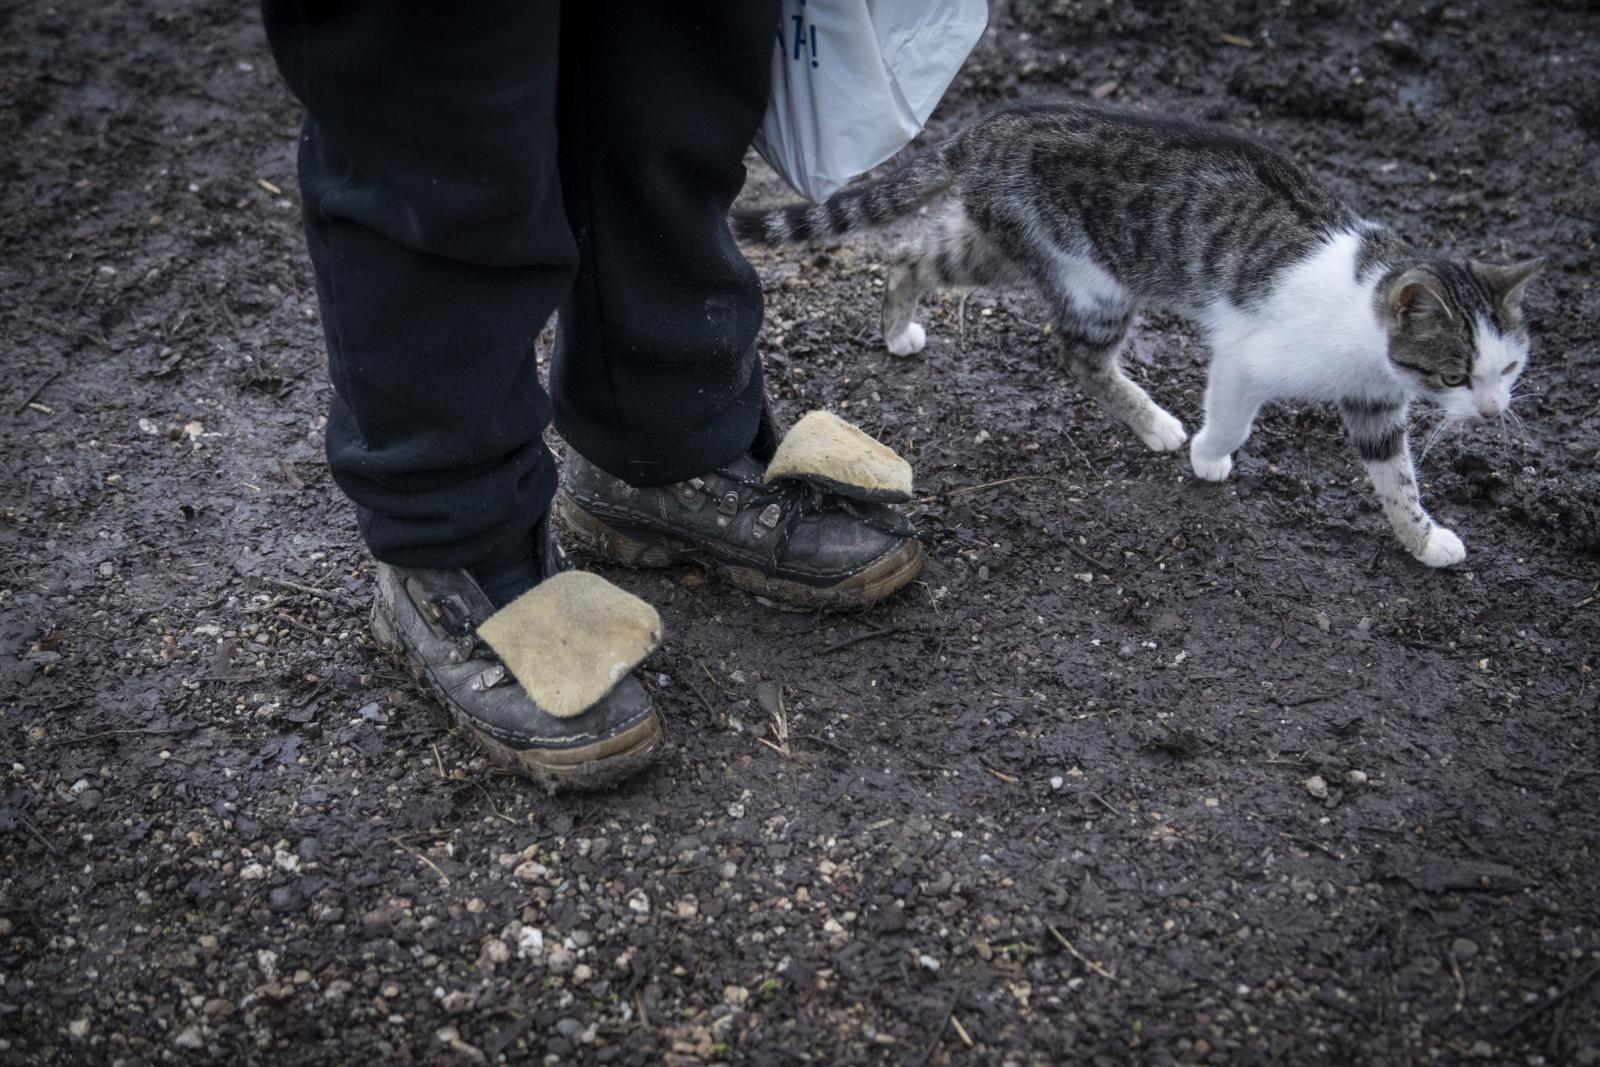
[554,492,926,611]
[369,600,663,790]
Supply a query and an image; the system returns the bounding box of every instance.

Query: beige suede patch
[477,572,662,719]
[762,410,913,503]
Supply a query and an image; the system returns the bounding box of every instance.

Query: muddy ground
[3,1,1599,1064]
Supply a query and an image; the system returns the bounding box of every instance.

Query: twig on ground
[812,625,908,657]
[920,475,1045,503]
[262,576,359,608]
[1086,792,1122,818]
[391,835,449,886]
[1047,924,1115,979]
[793,732,847,756]
[13,369,61,414]
[916,987,963,1066]
[47,725,195,747]
[981,761,1018,785]
[1449,946,1466,1013]
[1493,962,1600,1037]
[756,688,791,758]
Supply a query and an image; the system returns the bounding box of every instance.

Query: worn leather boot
[555,451,926,610]
[369,519,662,788]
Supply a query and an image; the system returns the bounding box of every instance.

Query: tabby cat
[734,103,1542,567]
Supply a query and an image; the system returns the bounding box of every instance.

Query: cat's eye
[1502,362,1521,377]
[1439,372,1467,387]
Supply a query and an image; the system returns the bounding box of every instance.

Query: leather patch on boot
[477,572,662,719]
[762,411,913,503]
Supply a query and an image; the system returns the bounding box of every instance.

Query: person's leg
[264,0,572,575]
[263,1,663,787]
[549,0,927,610]
[551,0,779,485]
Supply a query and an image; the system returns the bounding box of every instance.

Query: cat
[733,102,1542,568]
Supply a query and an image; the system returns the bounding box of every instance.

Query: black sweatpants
[263,1,778,571]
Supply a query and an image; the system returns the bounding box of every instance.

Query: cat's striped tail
[732,147,954,245]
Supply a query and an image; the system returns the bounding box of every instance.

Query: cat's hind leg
[1039,261,1186,452]
[881,209,1015,357]
[881,251,931,356]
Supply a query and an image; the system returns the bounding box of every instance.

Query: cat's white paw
[1139,408,1188,452]
[885,322,927,357]
[1414,525,1466,568]
[1189,448,1232,482]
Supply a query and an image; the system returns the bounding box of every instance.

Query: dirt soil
[4,1,1599,1063]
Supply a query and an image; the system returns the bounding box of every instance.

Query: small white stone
[917,954,941,972]
[1049,776,1065,790]
[516,927,544,959]
[238,862,266,881]
[627,891,650,915]
[1346,769,1369,786]
[513,860,548,882]
[1304,775,1329,800]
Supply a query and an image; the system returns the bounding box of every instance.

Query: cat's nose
[1478,399,1503,419]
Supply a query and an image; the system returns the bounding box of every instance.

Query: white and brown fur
[735,103,1542,567]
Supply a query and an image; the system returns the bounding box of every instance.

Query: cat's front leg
[1190,362,1261,482]
[1339,399,1465,567]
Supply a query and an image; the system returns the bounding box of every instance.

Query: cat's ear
[1471,257,1544,316]
[1384,269,1452,330]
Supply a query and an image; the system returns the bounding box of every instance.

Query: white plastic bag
[752,0,988,203]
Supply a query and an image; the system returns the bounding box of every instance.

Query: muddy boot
[369,519,663,789]
[555,412,926,610]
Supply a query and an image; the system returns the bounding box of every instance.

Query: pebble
[269,886,304,913]
[513,860,549,882]
[77,789,102,811]
[1303,775,1329,800]
[1451,937,1479,960]
[917,954,941,972]
[572,963,593,984]
[1050,776,1064,790]
[174,1026,203,1049]
[547,946,574,974]
[1346,769,1369,786]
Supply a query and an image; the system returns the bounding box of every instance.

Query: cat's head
[1379,258,1543,421]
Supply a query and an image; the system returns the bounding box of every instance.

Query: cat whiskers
[1500,406,1535,453]
[1416,408,1462,463]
